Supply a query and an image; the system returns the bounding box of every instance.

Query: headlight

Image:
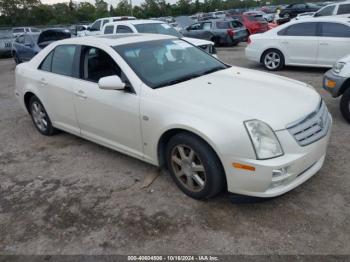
[244,120,284,160]
[333,62,346,74]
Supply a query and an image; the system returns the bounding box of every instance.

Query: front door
[72,46,143,158]
[279,22,319,65]
[317,22,350,66]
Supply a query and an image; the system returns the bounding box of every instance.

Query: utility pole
[130,0,133,16]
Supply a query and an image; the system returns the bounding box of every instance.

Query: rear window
[13,28,24,33]
[216,21,230,29]
[231,20,243,28]
[104,25,114,34]
[51,45,77,77]
[337,4,350,15]
[247,15,266,22]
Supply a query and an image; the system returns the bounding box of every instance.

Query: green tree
[95,0,108,18]
[76,2,96,22]
[115,0,131,16]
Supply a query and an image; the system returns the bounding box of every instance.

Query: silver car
[181,19,248,46]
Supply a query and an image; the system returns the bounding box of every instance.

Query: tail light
[227,29,235,37]
[247,36,251,44]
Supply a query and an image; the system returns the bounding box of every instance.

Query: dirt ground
[0,44,349,255]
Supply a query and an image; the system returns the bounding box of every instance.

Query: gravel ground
[0,44,349,255]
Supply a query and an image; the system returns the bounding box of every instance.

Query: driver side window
[81,46,123,83]
[189,23,201,30]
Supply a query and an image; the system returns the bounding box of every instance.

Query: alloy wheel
[170,145,207,192]
[31,101,48,132]
[264,52,281,70]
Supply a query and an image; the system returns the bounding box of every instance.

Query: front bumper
[222,116,332,198]
[323,69,347,98]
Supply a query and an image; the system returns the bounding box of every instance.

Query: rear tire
[13,52,21,64]
[262,49,285,71]
[210,36,220,46]
[340,88,350,124]
[29,96,59,136]
[165,132,226,199]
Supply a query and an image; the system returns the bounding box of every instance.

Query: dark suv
[280,3,321,18]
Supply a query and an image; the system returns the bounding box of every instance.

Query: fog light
[271,167,289,188]
[272,167,288,179]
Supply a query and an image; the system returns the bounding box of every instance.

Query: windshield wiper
[200,66,226,76]
[155,73,202,88]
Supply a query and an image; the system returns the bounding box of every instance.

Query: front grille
[287,101,330,146]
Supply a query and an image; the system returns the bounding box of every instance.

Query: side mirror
[87,26,91,31]
[98,75,125,90]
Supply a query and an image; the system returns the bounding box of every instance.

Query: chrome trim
[287,101,330,146]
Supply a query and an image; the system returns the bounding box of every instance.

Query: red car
[231,14,268,35]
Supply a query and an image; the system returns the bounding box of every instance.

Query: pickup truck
[323,54,350,123]
[79,16,135,36]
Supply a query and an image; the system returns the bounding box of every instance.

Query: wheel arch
[156,127,224,173]
[339,78,350,96]
[260,47,285,63]
[23,91,43,114]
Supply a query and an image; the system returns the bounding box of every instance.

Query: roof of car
[294,16,350,22]
[105,19,166,26]
[57,33,176,47]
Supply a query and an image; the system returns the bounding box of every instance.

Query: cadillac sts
[15,34,332,199]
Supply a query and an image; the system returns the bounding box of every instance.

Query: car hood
[182,37,214,46]
[156,66,321,131]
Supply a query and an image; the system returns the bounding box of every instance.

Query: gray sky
[41,0,178,6]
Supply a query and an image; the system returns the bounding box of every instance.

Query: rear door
[317,22,350,66]
[22,35,36,61]
[36,45,80,135]
[278,22,319,65]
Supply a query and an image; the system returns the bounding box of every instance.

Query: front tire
[29,96,58,136]
[340,88,350,124]
[262,49,285,71]
[165,132,226,199]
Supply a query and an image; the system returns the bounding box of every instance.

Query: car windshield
[114,39,228,89]
[134,23,182,38]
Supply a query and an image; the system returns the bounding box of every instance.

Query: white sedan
[15,34,331,199]
[246,17,350,70]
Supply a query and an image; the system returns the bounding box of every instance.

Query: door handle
[76,89,87,99]
[39,78,47,86]
[281,41,289,44]
[320,42,328,46]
